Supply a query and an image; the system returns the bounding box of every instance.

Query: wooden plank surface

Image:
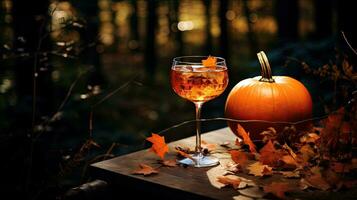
[90,127,357,200]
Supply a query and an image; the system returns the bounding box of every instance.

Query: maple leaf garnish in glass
[170,56,229,167]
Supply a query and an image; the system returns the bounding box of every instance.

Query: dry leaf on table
[259,140,283,167]
[263,182,293,199]
[161,159,177,167]
[217,176,242,189]
[300,174,330,191]
[247,162,273,177]
[230,150,249,166]
[132,163,158,176]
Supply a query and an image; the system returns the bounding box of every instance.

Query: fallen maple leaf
[230,150,249,166]
[237,124,257,153]
[132,163,158,176]
[202,55,217,67]
[263,182,293,199]
[301,174,331,191]
[280,155,298,169]
[217,176,242,189]
[247,162,273,177]
[162,159,177,167]
[146,133,169,160]
[259,140,283,167]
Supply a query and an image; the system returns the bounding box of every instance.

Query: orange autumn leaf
[259,140,283,167]
[132,163,158,176]
[146,133,169,160]
[162,159,177,167]
[247,162,273,177]
[202,55,217,67]
[237,124,257,153]
[217,176,242,189]
[263,182,293,199]
[280,155,298,169]
[301,174,331,191]
[230,150,248,166]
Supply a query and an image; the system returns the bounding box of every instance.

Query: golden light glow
[177,21,194,31]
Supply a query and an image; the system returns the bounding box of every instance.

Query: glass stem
[194,102,203,155]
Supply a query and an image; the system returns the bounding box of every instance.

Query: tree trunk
[13,0,53,122]
[12,0,51,198]
[314,0,333,38]
[204,0,212,55]
[275,0,299,42]
[145,0,157,79]
[242,0,258,57]
[219,0,229,60]
[170,0,183,55]
[73,0,103,86]
[130,0,140,52]
[337,0,356,45]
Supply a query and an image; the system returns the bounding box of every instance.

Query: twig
[89,75,139,138]
[157,115,328,135]
[27,15,47,197]
[341,31,357,56]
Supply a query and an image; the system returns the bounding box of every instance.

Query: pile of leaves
[132,106,357,199]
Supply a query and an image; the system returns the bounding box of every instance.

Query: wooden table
[90,127,357,200]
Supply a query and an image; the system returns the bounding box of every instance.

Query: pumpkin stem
[257,51,275,83]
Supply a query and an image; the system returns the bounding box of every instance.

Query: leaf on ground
[146,133,169,160]
[230,150,249,166]
[301,174,331,191]
[132,163,158,176]
[247,162,273,177]
[237,124,257,153]
[217,176,242,189]
[161,159,177,167]
[263,182,293,199]
[259,140,283,167]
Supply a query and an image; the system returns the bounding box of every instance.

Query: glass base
[178,153,219,168]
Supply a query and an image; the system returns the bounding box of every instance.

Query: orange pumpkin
[225,51,313,141]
